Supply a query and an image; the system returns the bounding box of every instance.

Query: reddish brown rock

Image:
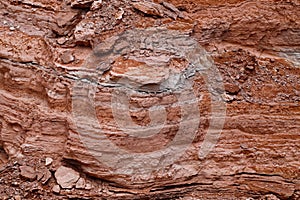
[0,0,299,199]
[19,166,36,181]
[52,184,60,194]
[54,166,80,189]
[224,83,240,94]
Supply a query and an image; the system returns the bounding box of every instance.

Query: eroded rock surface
[0,0,299,199]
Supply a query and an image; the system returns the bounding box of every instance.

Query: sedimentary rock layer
[0,0,299,199]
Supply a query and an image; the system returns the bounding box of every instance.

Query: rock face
[0,0,299,199]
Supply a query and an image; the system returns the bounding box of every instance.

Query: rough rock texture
[54,166,80,189]
[0,0,299,199]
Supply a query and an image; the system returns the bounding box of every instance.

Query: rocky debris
[75,177,86,189]
[54,166,80,189]
[60,51,75,64]
[45,157,53,166]
[52,184,60,194]
[19,166,36,181]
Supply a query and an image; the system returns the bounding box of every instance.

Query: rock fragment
[132,1,164,17]
[115,8,124,20]
[45,157,53,166]
[52,185,60,194]
[132,1,181,19]
[41,169,52,184]
[19,166,36,181]
[85,183,93,190]
[91,0,102,10]
[246,65,255,70]
[71,0,94,8]
[60,51,75,64]
[224,83,240,94]
[221,93,235,102]
[54,166,80,189]
[161,1,180,15]
[57,37,68,45]
[14,195,21,200]
[75,177,86,189]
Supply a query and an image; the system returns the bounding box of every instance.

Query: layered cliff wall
[0,0,299,199]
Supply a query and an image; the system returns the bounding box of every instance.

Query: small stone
[19,166,36,181]
[132,2,164,17]
[3,20,7,25]
[45,157,53,166]
[52,185,60,194]
[85,183,93,190]
[115,8,124,20]
[240,144,249,149]
[245,65,255,70]
[41,169,52,184]
[91,0,102,10]
[9,27,15,31]
[57,37,68,45]
[221,93,235,102]
[60,51,75,64]
[224,83,240,94]
[71,0,94,8]
[14,195,21,200]
[37,171,44,181]
[75,177,86,189]
[12,181,19,186]
[54,166,80,189]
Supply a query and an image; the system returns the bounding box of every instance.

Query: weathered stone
[91,0,102,11]
[41,169,52,184]
[60,51,75,64]
[54,166,80,189]
[132,1,164,17]
[75,177,86,189]
[224,83,240,94]
[14,195,21,200]
[85,183,93,190]
[19,166,36,181]
[71,0,94,8]
[45,157,53,166]
[52,185,60,194]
